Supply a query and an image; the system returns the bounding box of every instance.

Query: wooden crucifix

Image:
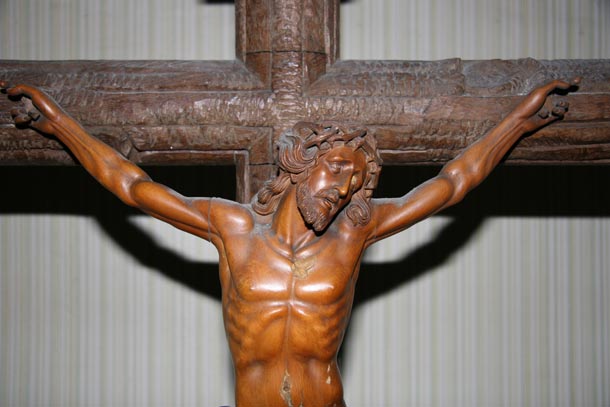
[1,1,609,406]
[1,0,609,195]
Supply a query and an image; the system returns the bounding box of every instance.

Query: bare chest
[222,230,365,305]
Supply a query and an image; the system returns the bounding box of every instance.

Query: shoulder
[192,197,256,235]
[332,211,376,245]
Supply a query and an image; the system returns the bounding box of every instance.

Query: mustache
[315,189,340,204]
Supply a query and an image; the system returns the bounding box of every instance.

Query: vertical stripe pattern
[1,0,609,406]
[341,0,609,60]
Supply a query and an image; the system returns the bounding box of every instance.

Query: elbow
[125,177,153,208]
[112,173,151,208]
[83,156,151,208]
[440,161,478,206]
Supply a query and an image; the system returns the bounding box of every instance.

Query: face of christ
[296,146,368,232]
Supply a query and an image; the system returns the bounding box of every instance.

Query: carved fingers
[522,98,570,133]
[537,99,569,119]
[550,99,569,119]
[538,77,580,95]
[514,77,579,123]
[1,82,58,134]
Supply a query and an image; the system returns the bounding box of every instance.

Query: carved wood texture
[1,0,609,202]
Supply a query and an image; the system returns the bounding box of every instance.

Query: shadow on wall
[1,165,609,304]
[357,164,610,306]
[0,165,236,301]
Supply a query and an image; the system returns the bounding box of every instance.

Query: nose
[337,174,352,197]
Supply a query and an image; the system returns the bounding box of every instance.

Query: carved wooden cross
[1,0,609,202]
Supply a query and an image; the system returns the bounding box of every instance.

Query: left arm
[368,78,579,243]
[0,82,250,243]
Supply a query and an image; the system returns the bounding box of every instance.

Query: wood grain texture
[1,59,608,168]
[1,0,609,203]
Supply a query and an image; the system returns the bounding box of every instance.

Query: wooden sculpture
[1,78,578,406]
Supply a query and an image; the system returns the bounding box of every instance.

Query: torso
[212,205,369,406]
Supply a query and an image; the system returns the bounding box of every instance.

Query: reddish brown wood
[1,78,579,406]
[2,1,608,202]
[1,1,607,404]
[2,58,608,192]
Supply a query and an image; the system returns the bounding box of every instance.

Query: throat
[272,185,318,249]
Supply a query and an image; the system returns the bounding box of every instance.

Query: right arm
[367,78,578,244]
[2,82,243,242]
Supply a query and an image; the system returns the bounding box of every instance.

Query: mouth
[322,197,335,210]
[319,192,340,212]
[318,189,340,206]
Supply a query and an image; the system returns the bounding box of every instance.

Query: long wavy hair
[252,122,383,227]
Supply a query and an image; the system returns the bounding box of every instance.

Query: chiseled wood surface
[1,0,609,202]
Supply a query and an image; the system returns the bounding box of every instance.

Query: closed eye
[328,161,342,173]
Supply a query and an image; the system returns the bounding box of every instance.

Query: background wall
[1,0,609,406]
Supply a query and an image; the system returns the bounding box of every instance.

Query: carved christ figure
[2,78,577,407]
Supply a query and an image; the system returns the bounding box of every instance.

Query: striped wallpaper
[341,0,609,60]
[1,1,609,406]
[0,0,236,60]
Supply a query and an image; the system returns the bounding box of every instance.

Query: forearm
[439,119,526,206]
[439,78,577,203]
[3,83,226,240]
[2,82,150,205]
[51,114,149,206]
[454,118,525,174]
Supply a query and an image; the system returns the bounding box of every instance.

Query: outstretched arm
[369,78,580,243]
[1,82,239,242]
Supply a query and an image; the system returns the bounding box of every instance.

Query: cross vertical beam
[237,0,339,125]
[237,0,338,86]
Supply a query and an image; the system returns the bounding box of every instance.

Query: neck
[271,184,316,250]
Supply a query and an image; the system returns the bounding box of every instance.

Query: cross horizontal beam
[1,0,609,201]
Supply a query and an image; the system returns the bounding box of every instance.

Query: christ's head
[253,123,382,230]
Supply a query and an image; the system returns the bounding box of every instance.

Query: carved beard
[296,182,341,232]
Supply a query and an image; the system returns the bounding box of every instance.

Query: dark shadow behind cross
[0,0,609,204]
[0,5,609,403]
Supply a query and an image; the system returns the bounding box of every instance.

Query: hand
[511,77,580,134]
[1,81,62,135]
[519,97,572,134]
[513,77,580,120]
